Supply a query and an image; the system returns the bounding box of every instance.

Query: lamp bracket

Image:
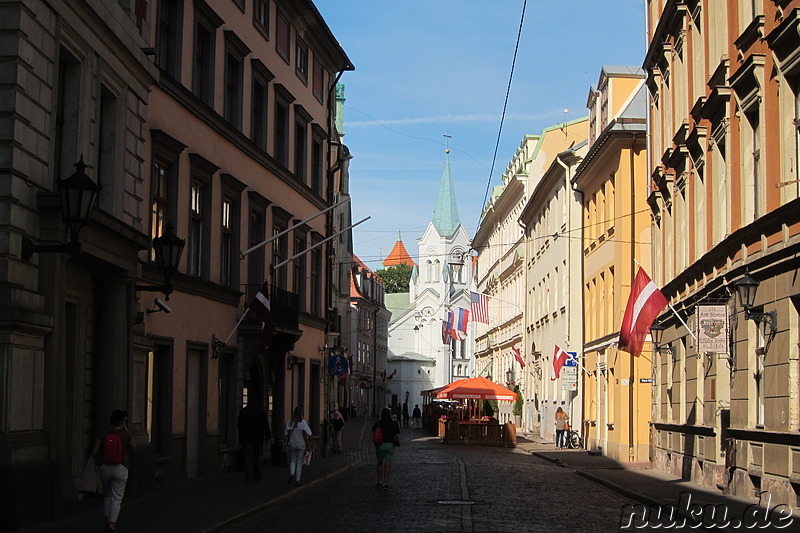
[22,237,81,260]
[745,309,777,335]
[135,283,174,300]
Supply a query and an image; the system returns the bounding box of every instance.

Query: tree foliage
[375,263,413,293]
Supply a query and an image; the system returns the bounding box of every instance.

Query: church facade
[385,151,474,409]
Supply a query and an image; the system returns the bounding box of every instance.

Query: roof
[388,352,435,363]
[383,234,415,267]
[384,292,414,319]
[432,152,461,237]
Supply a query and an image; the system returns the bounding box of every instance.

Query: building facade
[572,66,651,462]
[0,1,352,528]
[645,0,800,508]
[510,119,588,441]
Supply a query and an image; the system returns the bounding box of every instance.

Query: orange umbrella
[436,376,517,401]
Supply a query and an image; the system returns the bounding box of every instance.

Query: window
[272,209,290,290]
[150,130,184,262]
[225,52,243,129]
[248,203,266,286]
[97,84,118,213]
[276,10,290,63]
[193,6,220,107]
[157,0,182,78]
[294,113,308,183]
[293,232,307,312]
[274,94,290,166]
[312,59,325,103]
[187,154,216,278]
[311,132,324,195]
[224,31,250,130]
[253,0,268,36]
[188,181,204,277]
[310,234,323,315]
[220,174,245,288]
[252,79,268,149]
[221,199,233,286]
[55,47,81,182]
[296,38,308,83]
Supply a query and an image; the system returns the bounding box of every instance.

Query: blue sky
[315,0,646,271]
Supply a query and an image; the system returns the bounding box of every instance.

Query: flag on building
[551,344,568,380]
[470,291,489,324]
[441,318,451,345]
[618,266,669,357]
[454,307,470,340]
[512,345,525,368]
[249,282,272,351]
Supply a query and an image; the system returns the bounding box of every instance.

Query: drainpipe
[629,132,638,463]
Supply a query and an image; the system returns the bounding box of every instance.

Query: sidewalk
[17,418,373,533]
[516,432,799,530]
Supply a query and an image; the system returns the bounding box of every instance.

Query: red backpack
[102,432,123,465]
[372,426,383,445]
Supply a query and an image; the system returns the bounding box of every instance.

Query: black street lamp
[506,367,514,385]
[734,273,777,335]
[22,156,100,259]
[649,320,674,359]
[136,223,185,300]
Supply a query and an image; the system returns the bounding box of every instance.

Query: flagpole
[272,217,370,271]
[212,307,251,359]
[632,259,697,340]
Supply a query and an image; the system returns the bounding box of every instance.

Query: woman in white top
[284,406,312,486]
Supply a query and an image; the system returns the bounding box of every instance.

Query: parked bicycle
[564,428,582,449]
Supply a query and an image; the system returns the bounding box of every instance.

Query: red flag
[618,267,668,357]
[249,282,272,351]
[442,317,452,345]
[551,345,568,380]
[512,345,525,368]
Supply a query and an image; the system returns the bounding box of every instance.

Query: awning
[436,376,517,401]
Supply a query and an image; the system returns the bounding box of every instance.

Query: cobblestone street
[220,429,693,533]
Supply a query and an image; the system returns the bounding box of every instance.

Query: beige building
[572,66,651,463]
[645,0,800,508]
[485,118,587,440]
[0,0,352,527]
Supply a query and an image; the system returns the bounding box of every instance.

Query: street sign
[564,351,578,367]
[640,378,653,384]
[561,366,578,391]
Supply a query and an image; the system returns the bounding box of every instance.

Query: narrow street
[220,428,695,533]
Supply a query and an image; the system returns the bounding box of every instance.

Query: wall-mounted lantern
[22,156,100,259]
[135,223,185,300]
[734,273,777,336]
[649,320,676,361]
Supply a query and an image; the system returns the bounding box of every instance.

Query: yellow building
[645,1,800,509]
[572,67,651,463]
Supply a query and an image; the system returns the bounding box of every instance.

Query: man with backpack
[92,409,136,533]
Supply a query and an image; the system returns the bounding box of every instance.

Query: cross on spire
[444,133,452,154]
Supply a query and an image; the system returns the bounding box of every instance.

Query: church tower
[410,145,474,387]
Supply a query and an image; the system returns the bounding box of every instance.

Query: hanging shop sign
[696,305,729,354]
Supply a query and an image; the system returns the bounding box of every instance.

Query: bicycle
[564,429,582,449]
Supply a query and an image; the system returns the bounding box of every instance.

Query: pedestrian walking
[372,406,401,489]
[555,407,569,449]
[237,395,271,483]
[330,409,345,454]
[412,404,422,429]
[284,406,312,486]
[91,409,136,533]
[402,401,410,428]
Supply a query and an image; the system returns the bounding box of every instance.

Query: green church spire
[432,145,460,237]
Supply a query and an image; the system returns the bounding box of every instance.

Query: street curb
[536,452,740,533]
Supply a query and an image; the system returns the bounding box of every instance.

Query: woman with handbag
[283,406,312,486]
[371,406,400,489]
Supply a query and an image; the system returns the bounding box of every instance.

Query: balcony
[242,283,299,331]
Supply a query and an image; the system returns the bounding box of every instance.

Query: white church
[383,150,475,410]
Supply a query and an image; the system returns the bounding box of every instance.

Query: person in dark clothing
[402,401,410,428]
[237,395,271,483]
[372,406,400,489]
[412,404,422,428]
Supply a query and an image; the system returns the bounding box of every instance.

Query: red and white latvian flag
[249,282,273,351]
[512,345,525,368]
[618,267,668,357]
[551,345,568,380]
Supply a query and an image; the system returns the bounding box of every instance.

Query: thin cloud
[345,110,561,128]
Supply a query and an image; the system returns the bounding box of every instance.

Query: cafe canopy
[436,376,517,401]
